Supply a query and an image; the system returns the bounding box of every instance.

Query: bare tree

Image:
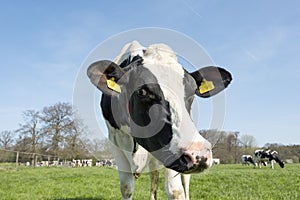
[0,130,15,162]
[226,133,235,153]
[240,134,257,149]
[233,132,240,163]
[0,130,15,149]
[87,138,112,159]
[16,110,42,153]
[63,117,90,159]
[40,102,74,157]
[199,129,227,148]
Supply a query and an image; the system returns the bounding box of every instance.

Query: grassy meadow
[0,163,299,200]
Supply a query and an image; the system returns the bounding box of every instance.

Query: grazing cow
[254,149,284,169]
[96,159,114,167]
[87,41,232,200]
[72,159,82,167]
[241,155,256,166]
[82,159,93,167]
[212,158,220,165]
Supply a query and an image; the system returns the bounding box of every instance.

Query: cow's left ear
[190,66,232,98]
[87,60,125,96]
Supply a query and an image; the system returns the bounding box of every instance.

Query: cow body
[87,41,232,199]
[241,155,256,166]
[254,149,284,169]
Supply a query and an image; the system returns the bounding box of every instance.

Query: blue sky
[1,0,299,146]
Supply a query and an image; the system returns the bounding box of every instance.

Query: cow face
[87,42,232,173]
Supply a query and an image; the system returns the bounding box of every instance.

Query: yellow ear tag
[199,79,215,94]
[106,77,121,93]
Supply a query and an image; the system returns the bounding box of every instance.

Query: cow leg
[182,174,191,200]
[115,156,135,200]
[109,137,135,200]
[270,160,274,169]
[118,171,134,200]
[165,168,185,200]
[149,158,159,200]
[115,155,134,200]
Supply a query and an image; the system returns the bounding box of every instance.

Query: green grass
[0,164,299,200]
[190,164,300,200]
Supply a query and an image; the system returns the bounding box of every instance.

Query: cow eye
[137,88,148,97]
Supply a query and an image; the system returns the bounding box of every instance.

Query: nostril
[184,154,192,164]
[183,152,196,168]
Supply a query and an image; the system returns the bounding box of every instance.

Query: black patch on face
[100,55,144,129]
[133,121,173,152]
[129,83,167,126]
[127,67,173,152]
[127,67,209,173]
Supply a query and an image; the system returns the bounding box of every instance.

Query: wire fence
[0,148,115,170]
[0,148,62,169]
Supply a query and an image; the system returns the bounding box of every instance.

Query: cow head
[270,150,285,168]
[87,41,232,173]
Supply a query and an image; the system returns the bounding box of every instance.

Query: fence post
[34,154,38,168]
[32,153,36,168]
[16,151,19,169]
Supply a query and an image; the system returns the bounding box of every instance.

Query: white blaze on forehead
[143,44,183,72]
[143,43,185,85]
[142,43,185,128]
[142,44,206,154]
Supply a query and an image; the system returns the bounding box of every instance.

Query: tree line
[0,102,112,163]
[200,130,300,164]
[1,103,299,164]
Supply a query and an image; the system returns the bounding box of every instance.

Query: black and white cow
[254,149,284,169]
[87,41,232,200]
[241,155,256,166]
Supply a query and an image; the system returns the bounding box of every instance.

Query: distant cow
[241,155,256,166]
[82,159,93,167]
[254,149,284,169]
[212,158,220,165]
[87,41,232,199]
[72,159,81,167]
[96,159,114,167]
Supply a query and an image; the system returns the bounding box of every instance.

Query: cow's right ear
[87,60,125,96]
